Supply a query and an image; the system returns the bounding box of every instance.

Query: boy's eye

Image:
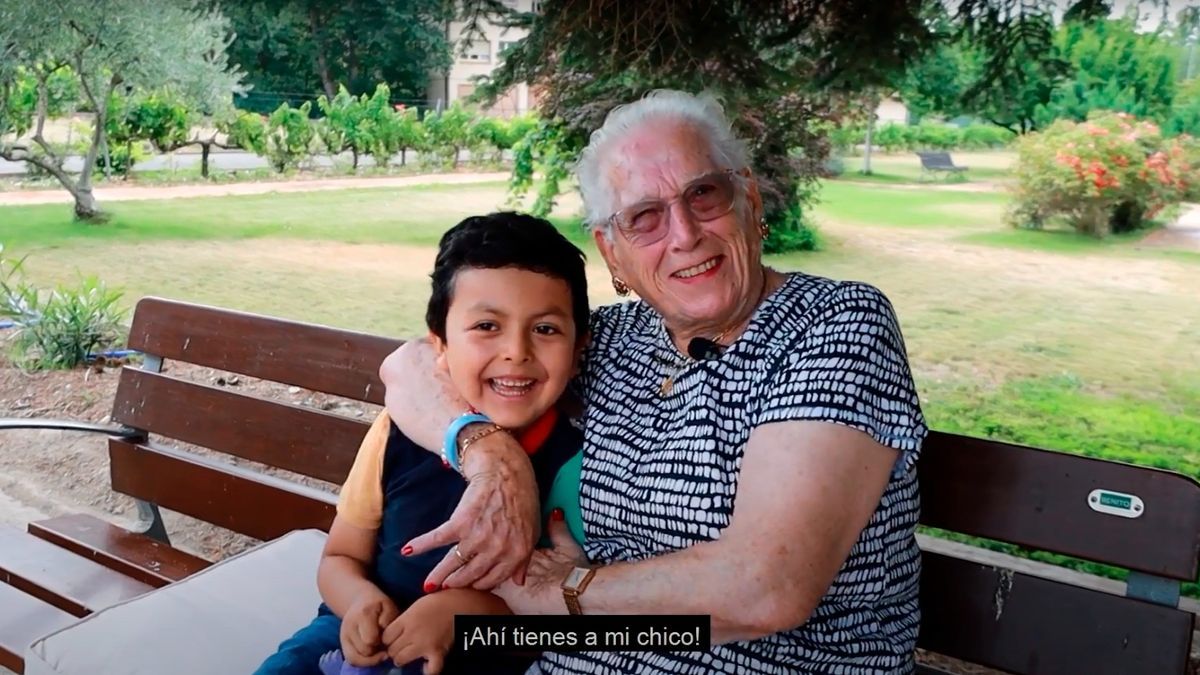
[533,324,561,335]
[472,321,498,331]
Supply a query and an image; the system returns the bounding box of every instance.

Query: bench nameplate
[1088,489,1144,519]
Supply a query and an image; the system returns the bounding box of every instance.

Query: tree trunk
[75,84,111,222]
[862,96,876,175]
[401,148,407,166]
[201,141,212,179]
[123,141,133,180]
[308,8,337,99]
[73,189,103,222]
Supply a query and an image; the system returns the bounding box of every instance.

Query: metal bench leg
[129,352,170,544]
[133,500,170,544]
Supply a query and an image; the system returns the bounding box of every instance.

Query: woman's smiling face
[593,120,764,338]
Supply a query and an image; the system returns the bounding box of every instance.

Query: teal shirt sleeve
[540,450,584,548]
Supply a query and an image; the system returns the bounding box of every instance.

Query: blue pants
[254,608,342,675]
[253,606,427,675]
[255,605,531,675]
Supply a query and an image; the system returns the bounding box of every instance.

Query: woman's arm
[379,340,542,591]
[499,420,897,645]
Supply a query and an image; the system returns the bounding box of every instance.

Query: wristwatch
[561,566,596,615]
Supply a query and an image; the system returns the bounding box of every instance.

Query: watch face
[563,567,589,589]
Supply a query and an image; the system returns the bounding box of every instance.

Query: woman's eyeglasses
[606,169,740,246]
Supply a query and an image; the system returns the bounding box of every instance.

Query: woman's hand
[494,511,587,615]
[405,431,543,591]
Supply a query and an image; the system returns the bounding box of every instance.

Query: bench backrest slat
[108,439,337,540]
[112,368,368,484]
[917,151,957,168]
[920,432,1200,581]
[920,551,1194,674]
[127,297,402,405]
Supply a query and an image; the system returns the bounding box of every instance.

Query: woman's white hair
[575,90,750,234]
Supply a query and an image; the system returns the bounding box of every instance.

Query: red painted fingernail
[401,545,413,556]
[552,508,564,521]
[423,582,437,593]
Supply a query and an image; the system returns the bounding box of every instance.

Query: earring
[758,217,770,239]
[612,277,630,297]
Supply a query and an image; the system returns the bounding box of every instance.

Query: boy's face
[431,266,582,430]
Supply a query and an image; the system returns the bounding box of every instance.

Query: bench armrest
[0,417,141,438]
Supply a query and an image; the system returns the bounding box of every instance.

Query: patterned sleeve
[756,282,928,471]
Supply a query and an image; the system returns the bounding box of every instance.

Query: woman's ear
[429,331,449,374]
[593,228,621,277]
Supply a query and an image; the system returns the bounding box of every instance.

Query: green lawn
[834,151,1016,185]
[2,178,1198,593]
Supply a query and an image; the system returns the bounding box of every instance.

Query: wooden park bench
[917,150,969,180]
[1,297,1197,673]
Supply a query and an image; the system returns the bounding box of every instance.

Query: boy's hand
[382,588,510,674]
[340,590,400,666]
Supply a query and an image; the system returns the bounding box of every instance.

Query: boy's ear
[571,330,591,376]
[428,331,449,374]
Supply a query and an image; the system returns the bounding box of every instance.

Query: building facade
[427,0,541,116]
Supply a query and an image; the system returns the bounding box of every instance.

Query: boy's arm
[317,516,388,616]
[319,516,399,666]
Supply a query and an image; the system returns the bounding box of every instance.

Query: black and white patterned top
[530,272,928,675]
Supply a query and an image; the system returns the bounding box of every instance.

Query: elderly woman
[381,90,927,673]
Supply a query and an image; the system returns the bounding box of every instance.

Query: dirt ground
[0,349,381,560]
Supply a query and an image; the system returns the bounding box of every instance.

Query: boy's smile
[432,267,582,431]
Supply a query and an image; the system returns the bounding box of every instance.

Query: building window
[460,40,491,63]
[531,1,542,11]
[499,40,519,57]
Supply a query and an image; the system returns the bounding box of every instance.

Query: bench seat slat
[920,431,1200,581]
[0,583,76,673]
[29,514,211,587]
[108,439,337,541]
[126,296,402,404]
[0,527,154,617]
[112,368,368,484]
[919,550,1194,675]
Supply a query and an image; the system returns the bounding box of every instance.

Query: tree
[462,0,1165,251]
[898,6,1068,133]
[0,0,243,221]
[468,0,929,251]
[223,0,452,105]
[1038,15,1179,127]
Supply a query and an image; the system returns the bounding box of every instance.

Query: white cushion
[24,529,327,675]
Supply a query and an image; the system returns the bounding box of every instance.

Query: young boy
[256,212,589,675]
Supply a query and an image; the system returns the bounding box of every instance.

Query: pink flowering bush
[1009,111,1193,237]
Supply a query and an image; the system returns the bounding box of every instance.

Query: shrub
[912,121,961,150]
[961,123,1014,149]
[0,246,126,370]
[1008,111,1192,237]
[873,123,911,153]
[264,101,315,172]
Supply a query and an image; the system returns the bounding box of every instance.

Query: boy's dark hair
[426,212,589,342]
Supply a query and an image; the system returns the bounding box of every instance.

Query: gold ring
[453,545,471,565]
